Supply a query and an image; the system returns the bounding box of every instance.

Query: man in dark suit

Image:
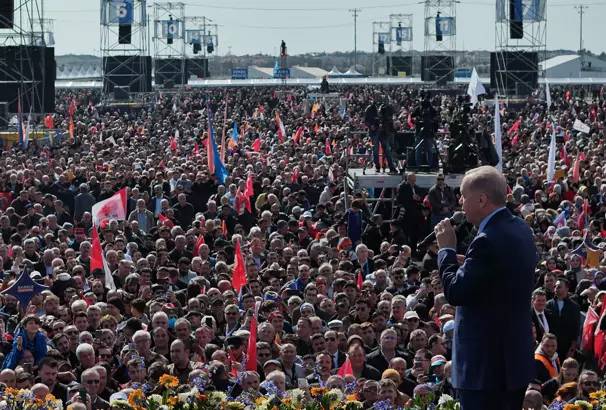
[397,173,424,256]
[531,288,552,343]
[435,166,538,410]
[545,278,580,360]
[324,330,346,369]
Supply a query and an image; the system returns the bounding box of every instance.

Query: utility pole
[349,8,361,69]
[574,5,587,69]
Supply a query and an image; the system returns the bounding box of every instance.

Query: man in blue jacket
[434,166,538,410]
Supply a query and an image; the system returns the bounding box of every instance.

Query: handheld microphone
[417,211,466,249]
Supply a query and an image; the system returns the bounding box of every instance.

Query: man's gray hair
[462,166,507,206]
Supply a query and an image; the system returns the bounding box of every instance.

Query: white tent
[343,67,364,77]
[327,66,343,78]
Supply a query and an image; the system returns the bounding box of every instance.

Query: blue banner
[111,0,133,25]
[232,68,248,80]
[2,272,49,309]
[395,27,412,43]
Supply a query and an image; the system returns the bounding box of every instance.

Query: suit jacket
[438,208,538,391]
[365,348,408,375]
[545,297,580,358]
[531,309,553,343]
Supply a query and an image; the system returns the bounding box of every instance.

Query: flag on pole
[90,225,116,290]
[545,80,552,109]
[275,111,286,143]
[232,121,239,143]
[207,109,216,175]
[582,306,599,353]
[220,104,228,161]
[158,213,174,228]
[494,98,503,172]
[210,125,229,184]
[357,271,363,290]
[192,234,206,257]
[466,67,486,107]
[546,126,556,182]
[91,187,128,226]
[68,99,77,117]
[337,356,353,376]
[292,126,303,144]
[252,138,261,152]
[553,210,567,228]
[68,116,75,142]
[324,138,332,156]
[232,239,247,294]
[245,315,258,371]
[193,142,199,156]
[572,153,582,183]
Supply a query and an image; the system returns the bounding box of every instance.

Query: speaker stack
[102,55,152,93]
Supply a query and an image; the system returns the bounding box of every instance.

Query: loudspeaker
[421,55,454,84]
[118,25,132,44]
[0,0,13,29]
[154,58,188,85]
[387,56,413,76]
[113,86,130,100]
[193,43,201,54]
[490,51,538,96]
[0,45,55,113]
[378,41,385,54]
[509,0,523,39]
[102,55,152,93]
[187,58,209,78]
[0,102,8,128]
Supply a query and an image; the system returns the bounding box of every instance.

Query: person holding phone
[2,315,47,369]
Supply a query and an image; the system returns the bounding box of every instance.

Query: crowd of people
[0,83,604,409]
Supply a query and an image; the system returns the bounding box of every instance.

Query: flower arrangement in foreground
[563,390,606,410]
[0,388,63,410]
[98,374,461,410]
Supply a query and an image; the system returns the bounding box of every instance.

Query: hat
[302,211,313,219]
[300,302,315,313]
[263,359,282,369]
[431,355,447,367]
[404,311,420,320]
[443,320,455,333]
[327,319,343,329]
[292,206,303,215]
[185,310,203,320]
[30,271,42,281]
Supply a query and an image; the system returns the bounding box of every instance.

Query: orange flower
[128,389,145,407]
[159,374,179,388]
[167,396,178,406]
[310,386,328,397]
[346,394,359,401]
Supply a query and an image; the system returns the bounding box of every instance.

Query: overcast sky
[46,0,604,57]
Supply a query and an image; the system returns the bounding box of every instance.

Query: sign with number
[395,27,412,43]
[232,68,248,80]
[109,0,133,24]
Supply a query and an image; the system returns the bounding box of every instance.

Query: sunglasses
[85,380,100,385]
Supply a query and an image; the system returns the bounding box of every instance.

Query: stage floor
[347,168,464,190]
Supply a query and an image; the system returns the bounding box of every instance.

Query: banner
[573,119,590,134]
[108,0,133,25]
[496,0,546,22]
[425,16,455,36]
[186,30,202,45]
[378,32,391,44]
[2,272,49,309]
[160,20,182,39]
[91,188,127,226]
[395,26,412,43]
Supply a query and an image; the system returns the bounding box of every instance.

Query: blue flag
[210,125,229,184]
[232,121,239,143]
[2,272,49,309]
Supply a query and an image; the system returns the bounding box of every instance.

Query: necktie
[539,312,549,332]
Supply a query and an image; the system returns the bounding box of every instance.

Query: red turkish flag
[337,356,353,376]
[245,315,258,371]
[232,240,247,294]
[192,234,206,257]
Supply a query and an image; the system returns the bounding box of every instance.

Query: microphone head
[451,211,466,225]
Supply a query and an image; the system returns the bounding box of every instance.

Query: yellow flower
[167,396,179,406]
[159,374,180,388]
[128,389,145,407]
[255,396,269,405]
[310,386,328,397]
[346,394,359,402]
[590,390,606,399]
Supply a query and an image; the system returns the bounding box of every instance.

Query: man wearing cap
[428,174,456,228]
[434,166,537,410]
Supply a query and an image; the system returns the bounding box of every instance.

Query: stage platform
[346,168,464,191]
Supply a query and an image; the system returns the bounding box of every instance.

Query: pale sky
[47,0,604,57]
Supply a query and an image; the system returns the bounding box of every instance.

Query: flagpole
[220,101,228,162]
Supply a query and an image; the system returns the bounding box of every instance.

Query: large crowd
[0,83,604,410]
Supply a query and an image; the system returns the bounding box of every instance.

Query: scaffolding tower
[388,14,413,77]
[493,0,546,98]
[184,16,217,79]
[371,21,390,76]
[100,0,150,98]
[423,0,457,83]
[152,2,186,87]
[0,0,54,114]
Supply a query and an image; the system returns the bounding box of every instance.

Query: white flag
[91,187,127,226]
[494,98,503,172]
[102,252,116,291]
[467,67,486,107]
[573,119,590,134]
[545,80,552,109]
[546,126,556,182]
